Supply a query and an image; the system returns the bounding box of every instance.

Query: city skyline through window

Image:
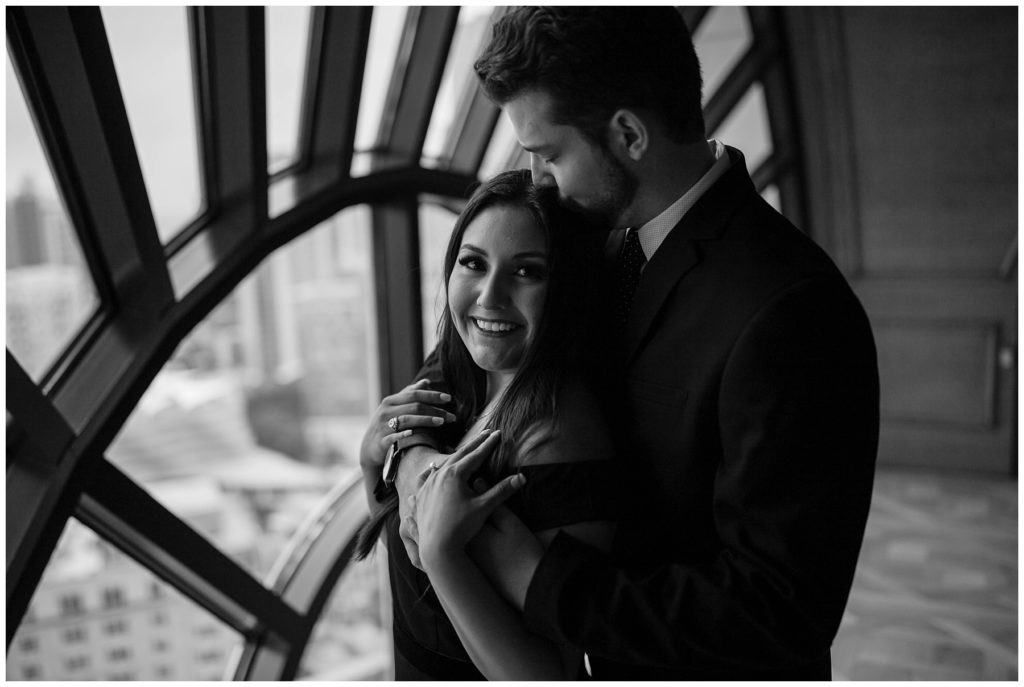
[6,55,101,382]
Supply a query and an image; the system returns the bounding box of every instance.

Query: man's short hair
[474,7,706,145]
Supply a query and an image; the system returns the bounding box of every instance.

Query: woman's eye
[458,256,484,271]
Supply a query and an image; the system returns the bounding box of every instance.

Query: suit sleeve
[522,274,880,672]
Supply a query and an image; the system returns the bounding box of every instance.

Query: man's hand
[468,480,545,612]
[395,444,439,569]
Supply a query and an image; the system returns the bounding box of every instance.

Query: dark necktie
[614,228,646,326]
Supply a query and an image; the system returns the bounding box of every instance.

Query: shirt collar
[632,139,729,261]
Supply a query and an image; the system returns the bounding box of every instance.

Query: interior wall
[784,7,1017,474]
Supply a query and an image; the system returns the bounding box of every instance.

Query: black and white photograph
[5,5,1017,681]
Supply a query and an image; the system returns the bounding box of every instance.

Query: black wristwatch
[373,434,440,502]
[382,441,403,489]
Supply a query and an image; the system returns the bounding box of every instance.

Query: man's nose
[476,272,509,309]
[529,154,556,189]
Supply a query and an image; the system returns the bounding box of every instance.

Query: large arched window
[6,7,801,680]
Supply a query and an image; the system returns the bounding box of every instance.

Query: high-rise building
[6,263,98,378]
[6,181,81,269]
[6,181,46,268]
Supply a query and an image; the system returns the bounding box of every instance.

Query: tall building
[6,180,46,268]
[6,181,81,269]
[6,263,97,379]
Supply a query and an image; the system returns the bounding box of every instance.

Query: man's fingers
[449,429,493,462]
[487,501,521,531]
[417,455,452,483]
[399,513,419,545]
[451,430,501,475]
[473,472,525,514]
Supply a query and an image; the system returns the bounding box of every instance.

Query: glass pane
[711,82,772,174]
[421,6,497,168]
[6,56,101,382]
[762,184,781,213]
[101,7,203,242]
[267,6,312,176]
[693,6,752,106]
[478,109,520,180]
[8,518,242,681]
[107,206,379,579]
[297,553,392,680]
[351,6,408,176]
[419,202,459,354]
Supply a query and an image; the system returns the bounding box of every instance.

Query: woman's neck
[484,371,515,408]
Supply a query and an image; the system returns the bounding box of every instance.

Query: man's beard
[559,147,638,230]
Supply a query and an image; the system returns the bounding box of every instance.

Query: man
[389,7,879,679]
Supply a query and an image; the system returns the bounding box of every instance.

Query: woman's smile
[470,316,524,336]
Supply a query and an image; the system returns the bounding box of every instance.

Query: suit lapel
[621,147,753,364]
[622,224,700,363]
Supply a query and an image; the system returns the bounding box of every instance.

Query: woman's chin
[468,350,520,375]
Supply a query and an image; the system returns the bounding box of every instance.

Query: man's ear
[608,109,648,161]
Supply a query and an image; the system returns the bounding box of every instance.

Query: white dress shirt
[631,139,730,265]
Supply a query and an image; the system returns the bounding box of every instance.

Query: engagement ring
[388,417,400,431]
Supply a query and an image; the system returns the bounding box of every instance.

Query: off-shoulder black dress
[384,460,619,680]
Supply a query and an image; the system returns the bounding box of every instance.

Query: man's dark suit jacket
[520,147,880,679]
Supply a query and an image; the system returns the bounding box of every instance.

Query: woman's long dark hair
[355,169,602,560]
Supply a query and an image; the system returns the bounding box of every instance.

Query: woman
[356,169,618,679]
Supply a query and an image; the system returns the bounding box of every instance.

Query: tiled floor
[831,469,1018,680]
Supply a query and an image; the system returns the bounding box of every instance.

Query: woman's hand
[359,379,455,470]
[415,430,526,571]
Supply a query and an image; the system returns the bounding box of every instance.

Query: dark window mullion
[78,458,305,644]
[449,83,501,176]
[299,6,372,181]
[776,171,807,232]
[294,5,328,169]
[750,7,806,229]
[372,198,424,393]
[760,61,801,168]
[6,7,173,319]
[679,6,711,35]
[372,6,459,169]
[6,351,82,647]
[185,6,218,225]
[192,7,268,235]
[442,7,506,174]
[703,47,767,136]
[6,352,75,466]
[750,151,784,192]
